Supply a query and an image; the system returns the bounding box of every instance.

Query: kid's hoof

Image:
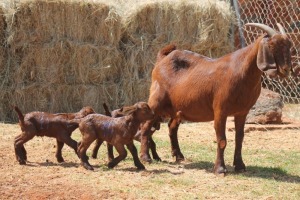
[18,159,26,165]
[82,163,94,170]
[57,157,65,163]
[107,162,116,169]
[140,155,152,163]
[137,165,146,170]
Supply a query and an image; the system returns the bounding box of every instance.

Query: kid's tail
[13,105,25,128]
[102,103,112,117]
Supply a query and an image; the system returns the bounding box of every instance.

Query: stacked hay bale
[120,0,234,103]
[0,0,234,121]
[6,0,123,118]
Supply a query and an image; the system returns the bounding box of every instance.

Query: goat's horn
[245,23,277,37]
[276,23,286,35]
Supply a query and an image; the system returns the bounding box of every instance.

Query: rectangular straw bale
[7,0,123,87]
[7,0,121,46]
[42,83,120,114]
[11,41,123,86]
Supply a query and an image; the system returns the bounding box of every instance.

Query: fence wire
[232,0,300,122]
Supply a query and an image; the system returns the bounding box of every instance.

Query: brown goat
[13,106,95,165]
[74,102,154,170]
[138,23,292,175]
[91,103,161,162]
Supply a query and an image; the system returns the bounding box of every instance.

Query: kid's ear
[257,37,277,77]
[121,106,137,115]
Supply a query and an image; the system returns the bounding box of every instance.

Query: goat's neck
[236,36,264,83]
[124,115,141,134]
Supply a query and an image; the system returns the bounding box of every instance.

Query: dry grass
[0,122,299,199]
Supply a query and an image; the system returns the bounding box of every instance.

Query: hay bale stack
[121,0,234,103]
[0,6,9,121]
[6,0,123,117]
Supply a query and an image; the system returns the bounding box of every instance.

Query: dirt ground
[0,121,299,200]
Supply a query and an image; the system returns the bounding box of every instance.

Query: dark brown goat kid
[91,103,161,162]
[74,102,154,170]
[139,23,292,175]
[13,106,95,165]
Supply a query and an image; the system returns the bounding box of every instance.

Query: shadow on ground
[184,161,300,183]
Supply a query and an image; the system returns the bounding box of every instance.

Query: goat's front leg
[107,144,127,169]
[149,136,161,161]
[55,140,65,162]
[233,114,247,172]
[91,139,102,159]
[78,134,97,170]
[126,142,145,170]
[139,120,154,163]
[213,113,228,175]
[57,134,78,158]
[168,118,184,162]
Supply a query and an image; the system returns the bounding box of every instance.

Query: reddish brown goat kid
[91,103,161,162]
[73,102,154,170]
[13,106,95,165]
[139,23,292,175]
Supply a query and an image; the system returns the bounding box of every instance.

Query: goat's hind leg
[168,118,184,162]
[57,133,78,160]
[14,132,35,165]
[233,115,247,172]
[126,142,145,170]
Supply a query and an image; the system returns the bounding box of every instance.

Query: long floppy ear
[121,105,137,115]
[257,37,277,77]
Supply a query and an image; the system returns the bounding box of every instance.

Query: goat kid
[91,103,161,162]
[74,102,154,170]
[13,106,95,165]
[139,23,292,175]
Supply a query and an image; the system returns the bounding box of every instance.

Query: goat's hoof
[82,163,94,170]
[107,162,116,169]
[140,155,152,163]
[152,155,162,162]
[18,159,26,165]
[213,166,227,176]
[57,158,65,163]
[136,164,146,170]
[234,165,246,172]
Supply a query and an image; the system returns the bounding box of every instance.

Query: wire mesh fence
[231,0,300,122]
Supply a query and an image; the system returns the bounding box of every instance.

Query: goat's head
[246,23,292,78]
[77,106,95,118]
[121,102,154,122]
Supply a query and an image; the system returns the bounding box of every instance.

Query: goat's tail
[13,105,25,128]
[102,103,112,117]
[157,44,176,62]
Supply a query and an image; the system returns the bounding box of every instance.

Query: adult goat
[139,23,292,175]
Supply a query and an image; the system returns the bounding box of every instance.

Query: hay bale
[5,0,123,120]
[121,0,234,103]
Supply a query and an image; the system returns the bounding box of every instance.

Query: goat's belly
[176,106,214,122]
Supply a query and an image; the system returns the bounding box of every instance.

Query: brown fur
[74,102,154,170]
[91,103,161,162]
[13,106,95,165]
[139,27,292,175]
